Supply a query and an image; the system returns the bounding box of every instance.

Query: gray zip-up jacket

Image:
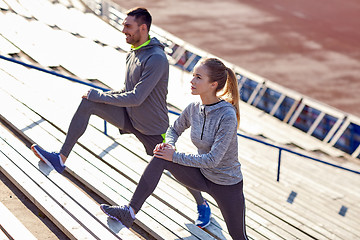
[166,100,243,185]
[87,37,169,135]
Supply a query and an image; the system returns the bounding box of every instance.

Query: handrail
[168,109,360,180]
[0,55,110,92]
[1,55,359,182]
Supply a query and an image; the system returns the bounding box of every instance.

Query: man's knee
[78,98,101,114]
[79,98,93,108]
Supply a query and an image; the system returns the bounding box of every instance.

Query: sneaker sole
[100,205,129,228]
[31,145,53,168]
[196,214,212,229]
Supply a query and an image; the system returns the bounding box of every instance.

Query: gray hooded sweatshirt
[166,100,243,185]
[87,37,169,135]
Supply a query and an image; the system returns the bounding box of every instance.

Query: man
[32,7,168,170]
[31,7,210,228]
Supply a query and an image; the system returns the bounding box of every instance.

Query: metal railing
[168,109,360,181]
[1,54,359,182]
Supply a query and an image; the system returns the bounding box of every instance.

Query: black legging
[130,157,248,240]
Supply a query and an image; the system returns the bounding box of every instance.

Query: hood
[132,37,165,52]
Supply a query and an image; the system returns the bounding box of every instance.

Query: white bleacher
[0,1,196,106]
[0,12,58,66]
[1,0,360,239]
[15,0,52,19]
[0,0,8,10]
[0,10,126,86]
[70,0,87,11]
[2,0,32,18]
[57,0,72,8]
[1,55,357,239]
[0,202,37,240]
[16,0,128,50]
[0,125,140,240]
[0,35,19,55]
[2,54,360,239]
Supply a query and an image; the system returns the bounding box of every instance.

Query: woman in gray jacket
[101,58,248,239]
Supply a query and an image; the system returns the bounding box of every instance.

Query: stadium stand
[1,51,360,239]
[0,0,360,239]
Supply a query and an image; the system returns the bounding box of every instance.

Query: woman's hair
[201,58,240,127]
[126,7,152,32]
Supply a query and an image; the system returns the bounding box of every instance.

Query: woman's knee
[148,157,175,172]
[150,157,167,166]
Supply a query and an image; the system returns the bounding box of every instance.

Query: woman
[100,58,248,239]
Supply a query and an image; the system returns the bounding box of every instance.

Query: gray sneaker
[100,204,134,228]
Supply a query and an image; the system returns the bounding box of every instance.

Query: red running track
[112,0,360,117]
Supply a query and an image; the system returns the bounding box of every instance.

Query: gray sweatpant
[60,98,162,157]
[60,98,204,204]
[130,157,248,240]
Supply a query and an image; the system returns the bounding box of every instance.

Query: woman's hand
[153,143,175,161]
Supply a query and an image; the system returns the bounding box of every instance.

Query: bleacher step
[0,128,122,240]
[0,202,37,240]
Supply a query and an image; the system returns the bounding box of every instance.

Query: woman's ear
[211,81,218,89]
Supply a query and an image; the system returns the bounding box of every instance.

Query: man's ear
[140,23,148,32]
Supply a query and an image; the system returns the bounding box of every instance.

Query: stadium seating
[0,0,360,239]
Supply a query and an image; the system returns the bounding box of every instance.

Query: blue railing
[1,55,360,182]
[168,110,360,181]
[0,55,110,92]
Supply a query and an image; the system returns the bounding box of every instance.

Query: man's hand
[82,89,92,99]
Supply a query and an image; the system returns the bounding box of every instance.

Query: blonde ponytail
[219,68,240,128]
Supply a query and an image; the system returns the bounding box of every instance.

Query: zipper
[201,106,206,140]
[200,100,224,140]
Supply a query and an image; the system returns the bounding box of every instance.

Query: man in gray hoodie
[32,7,169,170]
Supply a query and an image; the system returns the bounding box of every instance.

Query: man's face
[122,15,142,46]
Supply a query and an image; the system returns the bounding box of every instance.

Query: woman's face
[190,64,216,96]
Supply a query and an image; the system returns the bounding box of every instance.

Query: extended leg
[60,98,127,157]
[209,181,248,240]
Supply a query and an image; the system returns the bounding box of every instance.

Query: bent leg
[60,98,127,157]
[129,157,210,213]
[187,188,205,205]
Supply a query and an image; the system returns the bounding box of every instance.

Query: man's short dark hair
[126,7,152,32]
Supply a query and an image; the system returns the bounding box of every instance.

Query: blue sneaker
[31,144,65,173]
[195,200,211,228]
